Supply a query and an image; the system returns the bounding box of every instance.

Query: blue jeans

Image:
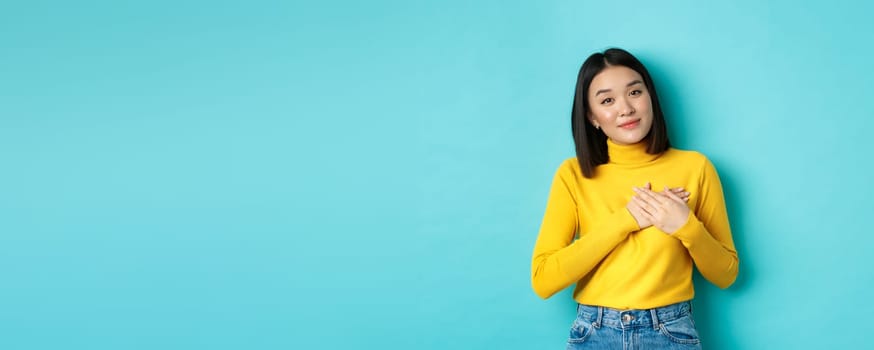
[566,301,702,350]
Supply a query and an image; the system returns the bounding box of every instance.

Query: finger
[663,187,687,205]
[661,186,685,205]
[632,195,656,215]
[631,189,658,209]
[635,186,670,206]
[671,187,690,196]
[627,201,644,217]
[670,187,691,201]
[644,182,651,190]
[630,195,647,213]
[637,203,657,222]
[662,186,673,195]
[627,203,651,228]
[662,186,685,204]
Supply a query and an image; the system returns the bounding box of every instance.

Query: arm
[530,161,639,299]
[671,158,739,289]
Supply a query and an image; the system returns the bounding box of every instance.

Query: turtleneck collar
[606,138,662,165]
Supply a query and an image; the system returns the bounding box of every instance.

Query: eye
[600,97,614,105]
[629,90,643,96]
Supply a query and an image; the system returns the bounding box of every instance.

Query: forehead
[589,66,644,92]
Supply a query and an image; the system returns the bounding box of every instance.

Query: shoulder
[548,157,583,183]
[664,148,723,182]
[556,157,581,174]
[559,156,579,168]
[663,147,711,169]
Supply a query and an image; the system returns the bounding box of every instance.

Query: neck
[607,138,661,165]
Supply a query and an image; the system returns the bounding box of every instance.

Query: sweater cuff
[670,211,704,248]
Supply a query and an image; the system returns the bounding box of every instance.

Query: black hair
[571,48,671,178]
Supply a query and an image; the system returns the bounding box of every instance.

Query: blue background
[2,1,872,349]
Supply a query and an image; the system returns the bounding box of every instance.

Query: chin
[612,135,647,145]
[612,127,652,145]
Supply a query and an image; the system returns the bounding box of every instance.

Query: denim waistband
[575,301,692,329]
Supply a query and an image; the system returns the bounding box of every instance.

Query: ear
[588,113,601,130]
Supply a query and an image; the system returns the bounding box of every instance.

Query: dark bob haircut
[571,48,671,178]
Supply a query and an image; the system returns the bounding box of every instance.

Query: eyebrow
[594,80,644,96]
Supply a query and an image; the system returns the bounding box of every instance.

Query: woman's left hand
[631,186,691,234]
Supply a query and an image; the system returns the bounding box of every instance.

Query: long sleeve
[671,158,739,289]
[530,161,640,299]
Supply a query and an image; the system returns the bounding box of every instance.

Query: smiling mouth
[619,120,640,129]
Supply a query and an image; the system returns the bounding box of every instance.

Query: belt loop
[649,308,660,330]
[595,306,603,328]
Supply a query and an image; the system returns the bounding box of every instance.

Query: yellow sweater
[531,139,739,309]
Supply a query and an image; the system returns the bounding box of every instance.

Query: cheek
[635,98,653,113]
[591,107,616,122]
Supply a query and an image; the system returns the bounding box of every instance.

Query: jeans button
[622,314,634,322]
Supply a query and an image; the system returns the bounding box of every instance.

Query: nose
[620,99,636,116]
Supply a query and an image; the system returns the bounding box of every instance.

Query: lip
[618,120,640,129]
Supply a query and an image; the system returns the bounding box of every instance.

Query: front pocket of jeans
[657,316,700,345]
[567,320,593,344]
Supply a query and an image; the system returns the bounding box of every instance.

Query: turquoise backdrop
[2,1,872,349]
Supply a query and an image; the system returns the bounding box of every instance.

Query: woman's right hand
[627,183,690,229]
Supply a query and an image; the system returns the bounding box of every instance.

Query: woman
[530,48,739,349]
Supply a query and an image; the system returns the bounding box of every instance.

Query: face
[587,65,654,145]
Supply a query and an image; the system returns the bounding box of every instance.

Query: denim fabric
[566,301,702,350]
